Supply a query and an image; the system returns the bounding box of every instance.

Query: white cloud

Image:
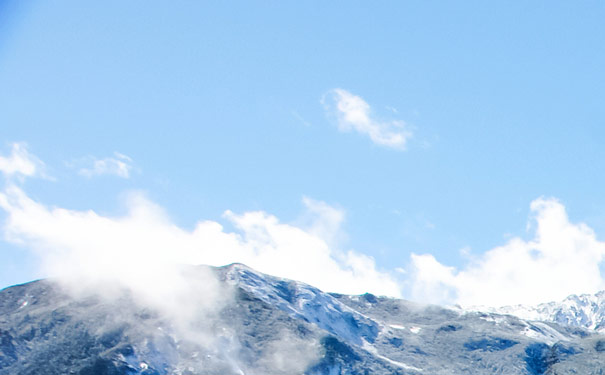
[408,198,605,307]
[0,185,400,298]
[322,89,412,150]
[78,152,133,178]
[0,143,45,179]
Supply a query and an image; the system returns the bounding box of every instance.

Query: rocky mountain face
[1,264,605,375]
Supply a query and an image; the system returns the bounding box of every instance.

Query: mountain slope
[1,264,605,374]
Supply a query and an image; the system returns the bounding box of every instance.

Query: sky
[2,1,605,307]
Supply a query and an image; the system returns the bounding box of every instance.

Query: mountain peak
[486,289,605,332]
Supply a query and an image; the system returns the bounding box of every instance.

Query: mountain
[489,291,605,332]
[1,264,605,374]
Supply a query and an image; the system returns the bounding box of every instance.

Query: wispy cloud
[408,198,605,307]
[322,89,412,150]
[291,110,311,127]
[0,143,45,179]
[77,152,133,178]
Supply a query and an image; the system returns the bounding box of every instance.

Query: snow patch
[478,314,507,325]
[362,340,422,372]
[377,354,423,372]
[521,322,571,345]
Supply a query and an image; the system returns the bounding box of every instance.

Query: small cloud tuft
[0,143,46,179]
[322,89,412,150]
[78,152,133,178]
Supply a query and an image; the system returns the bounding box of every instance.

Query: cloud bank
[0,186,400,297]
[322,89,412,150]
[3,143,605,309]
[409,198,605,307]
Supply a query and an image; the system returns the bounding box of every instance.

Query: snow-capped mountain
[1,264,605,374]
[489,291,605,332]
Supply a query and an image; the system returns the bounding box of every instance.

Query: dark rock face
[525,343,551,375]
[1,265,605,374]
[309,336,361,373]
[0,330,17,367]
[463,337,519,352]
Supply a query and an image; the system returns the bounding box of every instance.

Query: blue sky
[2,1,605,306]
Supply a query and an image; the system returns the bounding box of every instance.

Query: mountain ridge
[1,263,605,374]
